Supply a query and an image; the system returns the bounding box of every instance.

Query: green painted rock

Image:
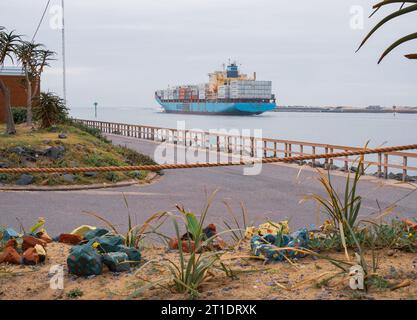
[67,244,103,276]
[116,245,141,263]
[83,228,109,241]
[88,235,125,253]
[103,252,130,272]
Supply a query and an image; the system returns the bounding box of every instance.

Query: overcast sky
[1,0,416,108]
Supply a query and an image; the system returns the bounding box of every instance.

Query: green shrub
[309,219,417,253]
[67,288,83,299]
[105,172,121,182]
[12,107,27,124]
[116,145,157,166]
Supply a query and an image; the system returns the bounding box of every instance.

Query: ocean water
[70,107,417,149]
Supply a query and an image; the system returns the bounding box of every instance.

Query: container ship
[155,63,276,115]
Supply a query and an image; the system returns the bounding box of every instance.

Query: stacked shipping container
[230,80,272,99]
[157,80,272,101]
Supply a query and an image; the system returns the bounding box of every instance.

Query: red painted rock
[403,219,417,231]
[181,240,195,253]
[22,236,47,251]
[168,238,179,250]
[37,231,53,243]
[58,234,82,245]
[5,239,17,249]
[0,247,21,265]
[22,248,40,265]
[168,238,195,253]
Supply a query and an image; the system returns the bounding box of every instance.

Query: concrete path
[1,135,416,236]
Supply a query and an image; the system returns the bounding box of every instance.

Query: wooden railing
[75,119,417,181]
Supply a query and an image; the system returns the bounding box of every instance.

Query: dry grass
[0,241,415,300]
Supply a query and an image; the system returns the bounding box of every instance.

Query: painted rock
[22,248,40,265]
[36,231,53,243]
[58,234,82,245]
[0,247,22,265]
[22,236,47,251]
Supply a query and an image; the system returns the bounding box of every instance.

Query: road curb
[0,172,160,192]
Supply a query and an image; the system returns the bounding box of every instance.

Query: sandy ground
[0,241,416,300]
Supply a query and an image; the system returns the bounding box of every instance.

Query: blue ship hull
[156,97,276,116]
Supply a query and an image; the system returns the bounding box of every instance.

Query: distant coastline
[274,106,417,114]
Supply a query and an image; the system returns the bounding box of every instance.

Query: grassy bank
[0,123,157,186]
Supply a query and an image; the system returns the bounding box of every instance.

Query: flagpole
[61,0,67,105]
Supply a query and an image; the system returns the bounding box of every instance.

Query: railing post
[274,142,277,158]
[284,143,288,158]
[329,148,334,166]
[403,156,408,182]
[240,137,244,157]
[300,145,304,156]
[377,153,382,178]
[345,150,349,172]
[250,137,255,158]
[264,140,267,158]
[312,146,316,167]
[384,154,388,179]
[324,147,329,166]
[232,137,237,153]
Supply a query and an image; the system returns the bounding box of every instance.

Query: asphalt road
[1,135,416,236]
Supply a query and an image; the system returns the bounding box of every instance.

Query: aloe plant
[130,190,236,299]
[302,157,364,261]
[33,92,68,128]
[358,1,417,63]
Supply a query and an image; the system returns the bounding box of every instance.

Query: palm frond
[378,32,417,63]
[357,4,417,52]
